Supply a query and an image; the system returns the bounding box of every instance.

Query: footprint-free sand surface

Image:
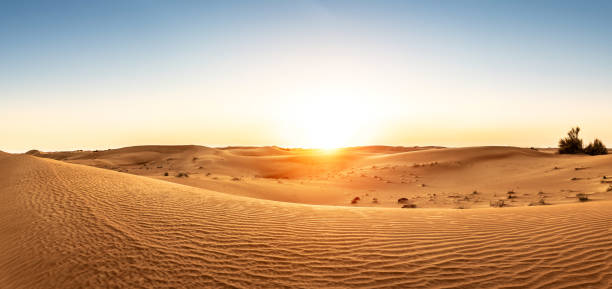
[31,145,612,208]
[2,148,611,288]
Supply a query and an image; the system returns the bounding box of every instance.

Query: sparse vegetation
[529,198,548,206]
[490,200,506,207]
[397,198,409,204]
[576,193,589,202]
[401,204,417,208]
[558,127,583,154]
[584,139,608,156]
[351,197,360,204]
[163,172,169,176]
[507,191,516,199]
[176,172,189,178]
[558,126,607,155]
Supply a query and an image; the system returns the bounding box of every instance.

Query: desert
[1,145,611,288]
[3,1,612,288]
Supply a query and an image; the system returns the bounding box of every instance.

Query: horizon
[5,143,563,154]
[2,1,612,152]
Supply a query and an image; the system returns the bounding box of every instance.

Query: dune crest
[1,153,611,288]
[34,145,612,208]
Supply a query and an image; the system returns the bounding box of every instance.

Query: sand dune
[32,146,612,208]
[1,153,611,288]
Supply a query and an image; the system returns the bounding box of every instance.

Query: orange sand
[1,148,611,288]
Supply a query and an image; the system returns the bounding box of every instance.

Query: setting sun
[2,1,612,289]
[280,95,374,149]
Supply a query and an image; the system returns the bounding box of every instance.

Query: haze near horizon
[1,0,611,152]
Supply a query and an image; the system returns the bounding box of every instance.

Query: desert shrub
[402,204,417,208]
[529,198,548,206]
[351,197,360,204]
[576,193,589,202]
[584,138,608,156]
[163,172,169,176]
[507,190,516,199]
[558,127,583,154]
[176,172,189,178]
[490,200,505,207]
[397,197,409,204]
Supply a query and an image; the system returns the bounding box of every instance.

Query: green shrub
[584,138,608,156]
[558,127,583,154]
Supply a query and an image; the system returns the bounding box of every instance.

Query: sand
[32,145,612,208]
[1,149,612,288]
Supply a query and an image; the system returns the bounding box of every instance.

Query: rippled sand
[1,152,611,288]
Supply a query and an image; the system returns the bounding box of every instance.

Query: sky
[1,0,611,152]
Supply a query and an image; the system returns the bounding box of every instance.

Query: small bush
[507,191,516,199]
[576,193,589,202]
[163,172,169,176]
[397,197,409,204]
[559,127,583,154]
[401,204,417,209]
[584,139,608,156]
[176,172,189,178]
[529,198,548,206]
[351,197,360,204]
[490,200,505,207]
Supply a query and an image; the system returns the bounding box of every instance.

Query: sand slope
[1,153,611,288]
[33,146,612,208]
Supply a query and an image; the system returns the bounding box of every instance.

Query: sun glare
[281,95,371,150]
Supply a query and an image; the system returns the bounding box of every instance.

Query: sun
[281,95,370,150]
[303,119,351,150]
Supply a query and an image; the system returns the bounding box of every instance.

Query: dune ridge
[32,145,612,208]
[1,153,611,288]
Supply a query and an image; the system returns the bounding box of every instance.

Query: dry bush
[576,193,589,202]
[558,127,583,154]
[397,198,409,204]
[529,198,548,206]
[584,139,608,156]
[490,200,505,207]
[176,172,189,178]
[507,190,516,199]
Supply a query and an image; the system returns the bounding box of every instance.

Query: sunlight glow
[281,94,371,149]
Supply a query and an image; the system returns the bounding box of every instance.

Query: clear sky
[1,0,611,152]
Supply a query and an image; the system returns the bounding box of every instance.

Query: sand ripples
[0,154,610,288]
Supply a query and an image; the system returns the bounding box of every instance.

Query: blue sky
[1,1,611,151]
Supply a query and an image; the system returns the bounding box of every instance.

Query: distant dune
[32,145,612,208]
[1,152,611,288]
